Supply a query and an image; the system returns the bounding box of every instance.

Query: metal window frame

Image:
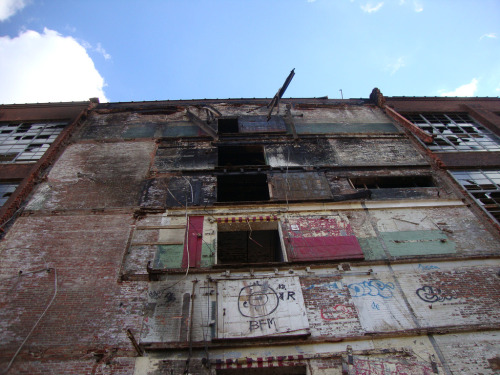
[0,182,19,207]
[404,113,500,152]
[450,169,500,224]
[0,121,68,163]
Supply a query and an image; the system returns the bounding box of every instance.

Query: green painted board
[381,230,456,256]
[295,122,399,134]
[200,243,215,268]
[159,122,207,137]
[358,237,387,260]
[154,244,184,268]
[122,123,157,139]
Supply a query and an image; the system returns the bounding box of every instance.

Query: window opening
[218,145,266,167]
[218,118,239,134]
[0,182,19,206]
[217,174,269,202]
[451,170,500,223]
[350,176,434,189]
[0,121,68,163]
[217,221,283,264]
[216,365,307,375]
[404,113,500,152]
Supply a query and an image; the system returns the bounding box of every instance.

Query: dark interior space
[218,145,266,166]
[218,118,239,134]
[217,229,282,264]
[351,176,435,189]
[217,174,270,202]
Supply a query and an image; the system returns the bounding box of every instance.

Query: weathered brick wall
[0,214,147,373]
[26,142,156,211]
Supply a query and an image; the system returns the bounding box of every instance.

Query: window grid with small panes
[0,121,68,163]
[404,113,500,152]
[451,170,500,223]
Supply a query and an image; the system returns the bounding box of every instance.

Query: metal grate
[404,113,500,152]
[0,121,68,163]
[451,170,500,223]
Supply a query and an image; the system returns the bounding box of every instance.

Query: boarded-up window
[284,217,363,262]
[217,277,309,339]
[154,146,216,171]
[218,116,286,134]
[269,172,333,201]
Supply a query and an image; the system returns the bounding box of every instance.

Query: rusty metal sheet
[269,172,333,201]
[217,277,309,339]
[238,115,286,133]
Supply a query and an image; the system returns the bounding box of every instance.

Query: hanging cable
[3,267,58,374]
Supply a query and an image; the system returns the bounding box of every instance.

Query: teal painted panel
[381,230,456,256]
[295,122,399,134]
[159,122,205,137]
[200,243,215,268]
[122,123,157,139]
[358,237,387,260]
[154,244,184,268]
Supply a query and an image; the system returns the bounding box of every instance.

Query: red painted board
[182,216,204,268]
[288,235,364,261]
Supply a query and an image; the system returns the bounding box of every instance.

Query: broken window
[217,220,283,264]
[0,182,19,207]
[0,121,68,163]
[218,116,286,135]
[451,170,500,223]
[350,176,435,189]
[217,145,266,167]
[404,113,500,152]
[217,174,269,202]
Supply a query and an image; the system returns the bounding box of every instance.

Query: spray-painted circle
[238,284,279,318]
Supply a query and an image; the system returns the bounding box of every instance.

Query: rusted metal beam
[384,105,435,144]
[267,69,295,120]
[126,329,144,356]
[186,109,218,140]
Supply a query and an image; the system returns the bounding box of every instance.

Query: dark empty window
[351,176,434,189]
[218,228,282,264]
[217,174,269,202]
[216,365,306,375]
[218,118,239,134]
[218,145,266,167]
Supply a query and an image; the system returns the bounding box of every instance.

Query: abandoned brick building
[0,89,499,374]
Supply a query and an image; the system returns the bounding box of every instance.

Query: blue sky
[0,0,499,104]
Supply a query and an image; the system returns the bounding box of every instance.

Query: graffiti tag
[249,318,276,331]
[418,264,440,271]
[320,304,355,321]
[371,301,380,310]
[238,281,279,318]
[416,286,456,303]
[348,280,395,299]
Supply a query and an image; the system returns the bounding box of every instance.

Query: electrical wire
[3,267,58,375]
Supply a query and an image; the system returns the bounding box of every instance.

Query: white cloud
[387,57,405,75]
[307,0,317,3]
[440,78,478,97]
[0,0,28,21]
[480,33,497,40]
[0,28,108,104]
[95,43,111,60]
[413,0,423,12]
[361,2,384,13]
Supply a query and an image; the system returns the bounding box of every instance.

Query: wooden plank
[136,225,186,230]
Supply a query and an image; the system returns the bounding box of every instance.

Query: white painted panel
[217,276,309,338]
